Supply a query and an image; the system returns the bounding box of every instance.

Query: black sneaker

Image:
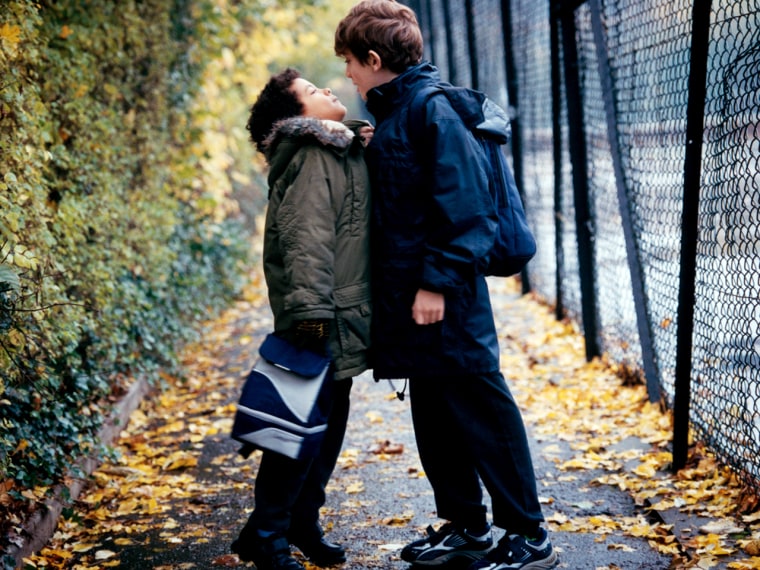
[400,522,493,565]
[467,528,558,570]
[231,533,305,570]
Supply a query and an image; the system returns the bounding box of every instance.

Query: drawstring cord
[387,378,408,401]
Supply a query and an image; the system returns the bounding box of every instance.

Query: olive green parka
[261,117,372,380]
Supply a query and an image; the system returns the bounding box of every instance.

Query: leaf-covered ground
[21,276,760,569]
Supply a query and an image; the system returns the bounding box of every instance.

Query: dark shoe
[400,522,493,565]
[231,533,305,570]
[467,528,558,569]
[288,530,347,566]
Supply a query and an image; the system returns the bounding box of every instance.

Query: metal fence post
[440,0,457,84]
[550,0,565,320]
[558,1,601,361]
[672,0,713,471]
[587,0,661,402]
[501,0,533,294]
[465,0,479,90]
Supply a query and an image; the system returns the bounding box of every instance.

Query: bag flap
[259,333,330,378]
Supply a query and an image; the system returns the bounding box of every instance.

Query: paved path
[21,278,676,569]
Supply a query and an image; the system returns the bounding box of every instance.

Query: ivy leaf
[0,264,21,294]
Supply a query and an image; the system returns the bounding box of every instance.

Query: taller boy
[335,2,558,569]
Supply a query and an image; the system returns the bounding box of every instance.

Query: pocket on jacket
[334,282,372,355]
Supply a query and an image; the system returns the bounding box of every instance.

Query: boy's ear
[367,50,383,71]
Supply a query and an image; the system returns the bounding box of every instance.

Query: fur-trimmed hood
[264,117,355,155]
[265,117,367,186]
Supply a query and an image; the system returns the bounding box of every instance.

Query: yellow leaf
[560,458,589,470]
[94,550,117,560]
[161,451,198,471]
[378,543,406,552]
[607,543,635,552]
[0,23,21,49]
[546,512,569,524]
[37,548,73,560]
[72,543,97,553]
[693,534,736,556]
[59,25,73,39]
[633,463,656,478]
[117,498,139,514]
[365,411,383,424]
[628,523,657,538]
[699,519,744,535]
[144,497,162,514]
[381,511,414,526]
[694,554,724,568]
[158,420,186,434]
[650,539,681,555]
[743,512,760,523]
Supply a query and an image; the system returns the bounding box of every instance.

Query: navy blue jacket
[364,62,501,378]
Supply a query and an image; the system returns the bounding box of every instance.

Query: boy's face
[343,51,390,101]
[292,78,347,121]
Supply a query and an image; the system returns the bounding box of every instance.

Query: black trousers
[409,371,544,535]
[246,378,353,536]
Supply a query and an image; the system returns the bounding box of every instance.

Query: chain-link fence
[406,0,760,492]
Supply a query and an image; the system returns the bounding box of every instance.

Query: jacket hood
[265,117,357,184]
[425,83,512,144]
[467,94,512,144]
[264,117,355,158]
[366,61,511,144]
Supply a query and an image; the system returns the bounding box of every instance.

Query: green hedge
[1,1,356,560]
[0,0,256,534]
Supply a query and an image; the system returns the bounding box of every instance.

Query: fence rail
[405,0,760,492]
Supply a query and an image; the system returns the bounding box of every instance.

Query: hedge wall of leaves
[0,0,357,550]
[0,0,358,546]
[0,0,267,524]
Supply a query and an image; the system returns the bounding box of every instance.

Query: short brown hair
[334,0,423,74]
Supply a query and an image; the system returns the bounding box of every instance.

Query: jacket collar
[366,61,440,122]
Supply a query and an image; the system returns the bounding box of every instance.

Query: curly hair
[334,0,423,73]
[246,68,304,155]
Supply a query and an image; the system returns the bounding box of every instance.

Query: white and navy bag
[231,333,332,460]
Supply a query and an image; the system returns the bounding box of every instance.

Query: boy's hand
[358,125,374,146]
[412,289,444,325]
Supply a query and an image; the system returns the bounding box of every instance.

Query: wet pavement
[11,278,682,569]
